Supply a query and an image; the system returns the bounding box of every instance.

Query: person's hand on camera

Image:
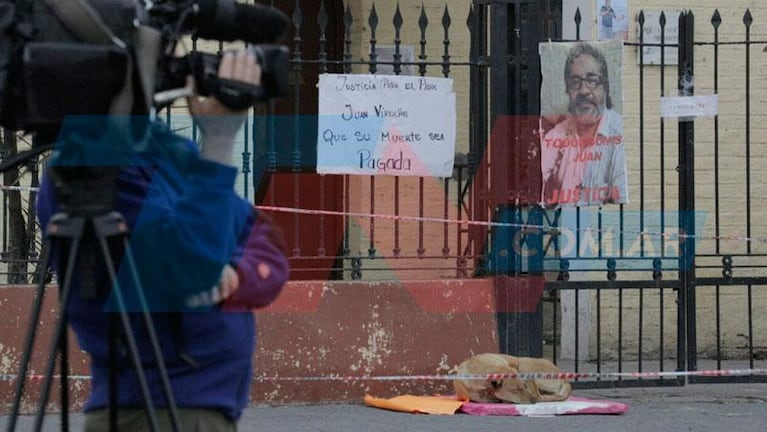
[187,50,261,166]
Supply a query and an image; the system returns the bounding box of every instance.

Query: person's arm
[124,50,270,311]
[223,212,289,310]
[180,50,288,311]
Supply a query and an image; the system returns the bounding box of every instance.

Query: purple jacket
[36,125,289,420]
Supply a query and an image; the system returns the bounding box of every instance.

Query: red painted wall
[0,280,500,412]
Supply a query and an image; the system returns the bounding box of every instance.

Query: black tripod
[6,166,181,432]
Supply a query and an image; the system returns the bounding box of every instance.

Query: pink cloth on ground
[459,396,628,416]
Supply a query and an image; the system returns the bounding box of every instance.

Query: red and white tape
[256,368,767,382]
[3,368,766,383]
[256,205,767,245]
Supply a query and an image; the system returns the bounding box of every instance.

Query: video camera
[0,0,290,140]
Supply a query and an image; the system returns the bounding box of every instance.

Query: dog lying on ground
[453,353,572,404]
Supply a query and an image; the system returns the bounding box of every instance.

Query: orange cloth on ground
[363,394,463,415]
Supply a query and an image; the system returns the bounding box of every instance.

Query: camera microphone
[192,0,289,44]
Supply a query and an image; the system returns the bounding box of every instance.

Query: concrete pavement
[3,383,767,431]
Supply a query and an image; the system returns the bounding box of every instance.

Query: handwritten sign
[637,10,679,65]
[317,74,456,177]
[661,94,719,119]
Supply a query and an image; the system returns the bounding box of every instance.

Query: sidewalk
[3,383,766,431]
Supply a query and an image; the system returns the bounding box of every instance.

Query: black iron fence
[533,7,767,386]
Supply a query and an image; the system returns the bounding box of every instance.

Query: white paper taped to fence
[316,74,456,177]
[661,94,719,119]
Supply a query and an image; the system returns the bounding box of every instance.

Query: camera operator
[36,49,289,431]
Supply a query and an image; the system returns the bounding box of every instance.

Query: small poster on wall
[598,0,628,41]
[539,40,628,207]
[637,10,680,65]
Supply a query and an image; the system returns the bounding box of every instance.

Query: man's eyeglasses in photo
[567,74,604,90]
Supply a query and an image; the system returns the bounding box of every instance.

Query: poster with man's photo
[539,40,628,207]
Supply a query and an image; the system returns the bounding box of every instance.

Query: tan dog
[453,353,572,404]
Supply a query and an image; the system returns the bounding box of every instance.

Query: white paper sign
[637,10,679,65]
[661,94,719,119]
[317,74,456,177]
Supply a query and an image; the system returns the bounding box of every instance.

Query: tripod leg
[108,237,182,432]
[6,238,54,432]
[108,315,119,431]
[97,270,162,432]
[92,222,171,432]
[60,322,69,432]
[33,233,83,431]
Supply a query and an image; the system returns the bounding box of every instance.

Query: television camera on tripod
[2,1,291,431]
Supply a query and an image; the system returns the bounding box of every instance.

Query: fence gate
[678,9,767,385]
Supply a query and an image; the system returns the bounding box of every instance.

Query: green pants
[84,408,236,432]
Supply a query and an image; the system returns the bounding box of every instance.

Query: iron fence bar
[715,280,722,369]
[695,277,767,285]
[443,179,450,258]
[575,7,581,40]
[575,208,581,256]
[748,284,754,368]
[712,9,723,372]
[678,10,696,376]
[343,4,353,74]
[618,275,623,376]
[697,253,767,258]
[368,5,379,75]
[368,177,376,259]
[456,163,466,277]
[619,206,625,258]
[1,134,8,259]
[638,283,644,373]
[25,155,39,282]
[442,7,452,78]
[315,1,328,258]
[318,0,328,75]
[418,5,429,77]
[418,178,425,257]
[342,174,351,259]
[655,12,669,258]
[511,4,521,116]
[657,261,666,373]
[594,281,600,376]
[744,10,753,255]
[291,0,303,259]
[342,4,352,266]
[712,10,721,255]
[469,1,487,272]
[394,178,401,258]
[546,280,681,290]
[393,4,403,75]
